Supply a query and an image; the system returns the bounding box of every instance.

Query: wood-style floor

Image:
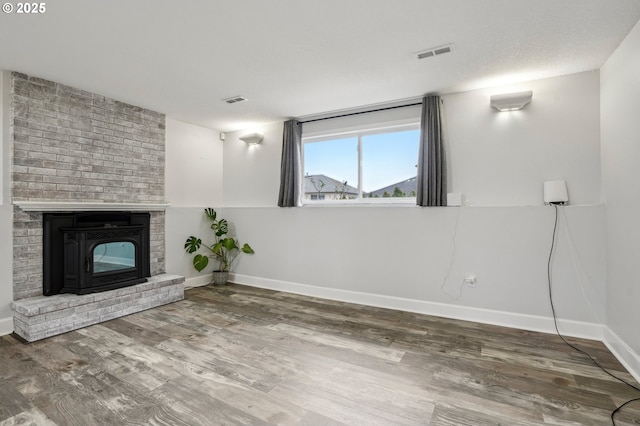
[1,284,639,425]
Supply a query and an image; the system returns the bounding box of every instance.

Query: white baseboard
[230,273,603,340]
[603,327,640,384]
[184,274,212,289]
[0,316,13,336]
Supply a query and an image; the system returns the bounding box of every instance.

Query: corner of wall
[600,16,640,372]
[0,70,14,333]
[1,70,10,205]
[604,327,640,383]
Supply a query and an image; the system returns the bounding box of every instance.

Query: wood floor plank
[430,401,540,426]
[480,345,632,384]
[0,407,59,426]
[265,322,406,362]
[1,283,639,425]
[149,377,270,425]
[100,316,171,346]
[167,361,310,424]
[0,380,34,421]
[268,372,419,425]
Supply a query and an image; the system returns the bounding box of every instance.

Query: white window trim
[302,122,420,206]
[303,198,419,207]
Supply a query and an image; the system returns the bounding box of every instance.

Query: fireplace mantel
[13,201,170,212]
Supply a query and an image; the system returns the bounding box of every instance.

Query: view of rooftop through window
[303,128,420,200]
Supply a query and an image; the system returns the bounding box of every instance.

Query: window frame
[302,122,420,206]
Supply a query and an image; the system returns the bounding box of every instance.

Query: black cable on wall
[546,204,640,425]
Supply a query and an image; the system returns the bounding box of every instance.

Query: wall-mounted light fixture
[239,133,263,145]
[490,90,533,111]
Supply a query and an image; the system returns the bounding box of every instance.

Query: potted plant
[184,208,255,285]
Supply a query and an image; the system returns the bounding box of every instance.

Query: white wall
[165,118,223,207]
[446,71,601,206]
[601,20,640,363]
[164,119,224,283]
[223,122,284,207]
[0,71,14,334]
[224,205,605,325]
[220,71,606,336]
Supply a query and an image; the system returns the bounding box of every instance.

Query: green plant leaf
[215,219,228,236]
[193,254,209,272]
[184,236,201,254]
[222,237,238,251]
[204,208,216,221]
[212,241,223,255]
[183,209,253,275]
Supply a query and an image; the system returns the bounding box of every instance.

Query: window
[303,124,420,203]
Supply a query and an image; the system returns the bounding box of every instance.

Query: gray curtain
[278,119,302,207]
[417,96,446,206]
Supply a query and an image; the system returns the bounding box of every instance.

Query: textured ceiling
[1,0,639,131]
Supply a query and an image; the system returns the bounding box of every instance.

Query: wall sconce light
[239,133,263,145]
[490,90,533,111]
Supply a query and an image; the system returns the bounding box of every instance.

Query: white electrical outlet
[464,274,477,287]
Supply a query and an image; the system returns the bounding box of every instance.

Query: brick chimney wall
[11,72,166,299]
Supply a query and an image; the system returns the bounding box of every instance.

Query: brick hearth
[12,274,184,342]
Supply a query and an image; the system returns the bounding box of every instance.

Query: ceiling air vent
[223,96,248,104]
[416,43,455,60]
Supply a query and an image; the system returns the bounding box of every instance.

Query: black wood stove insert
[43,212,150,296]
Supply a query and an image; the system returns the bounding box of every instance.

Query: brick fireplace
[10,72,184,341]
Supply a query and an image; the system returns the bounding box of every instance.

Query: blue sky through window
[304,129,419,193]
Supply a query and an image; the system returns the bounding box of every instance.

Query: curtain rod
[300,101,423,124]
